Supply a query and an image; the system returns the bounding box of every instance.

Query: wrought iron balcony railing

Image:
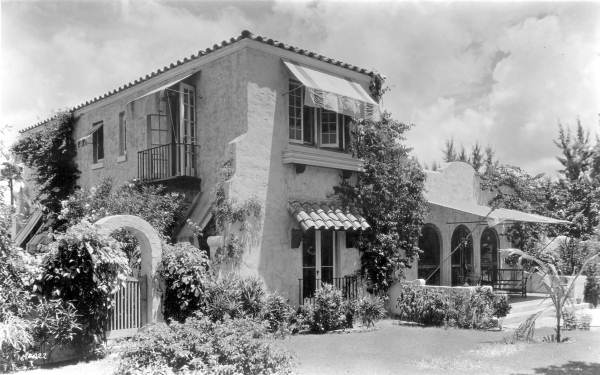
[137,143,199,182]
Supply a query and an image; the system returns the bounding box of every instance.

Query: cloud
[1,1,598,176]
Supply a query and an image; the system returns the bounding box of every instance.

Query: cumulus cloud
[1,1,598,176]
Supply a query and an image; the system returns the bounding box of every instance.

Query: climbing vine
[12,111,79,219]
[210,161,262,265]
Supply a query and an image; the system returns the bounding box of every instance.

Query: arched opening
[451,225,473,286]
[95,215,163,336]
[480,227,499,285]
[418,224,441,285]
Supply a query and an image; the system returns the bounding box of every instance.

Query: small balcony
[137,143,200,182]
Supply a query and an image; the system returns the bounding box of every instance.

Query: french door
[302,230,335,300]
[178,82,196,176]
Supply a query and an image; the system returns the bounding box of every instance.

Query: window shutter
[303,106,313,144]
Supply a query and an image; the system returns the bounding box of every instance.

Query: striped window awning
[289,200,370,231]
[283,60,381,121]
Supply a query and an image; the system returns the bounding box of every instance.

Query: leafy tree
[336,113,427,292]
[11,111,79,217]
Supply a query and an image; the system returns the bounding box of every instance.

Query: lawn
[21,319,600,375]
[277,319,600,375]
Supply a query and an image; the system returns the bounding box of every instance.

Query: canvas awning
[283,60,381,121]
[428,200,570,226]
[289,200,370,231]
[129,72,195,103]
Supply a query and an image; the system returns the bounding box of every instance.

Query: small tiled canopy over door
[289,200,370,302]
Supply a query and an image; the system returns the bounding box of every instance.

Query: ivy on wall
[335,112,428,293]
[210,160,262,266]
[12,111,80,219]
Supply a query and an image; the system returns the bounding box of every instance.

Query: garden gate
[95,215,163,340]
[106,276,147,339]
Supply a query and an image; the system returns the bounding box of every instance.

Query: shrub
[59,178,185,238]
[36,221,130,346]
[202,277,244,321]
[261,293,296,335]
[116,314,293,375]
[302,284,348,333]
[240,277,266,318]
[395,284,448,326]
[31,299,81,360]
[355,295,386,327]
[395,284,510,329]
[160,243,210,322]
[0,313,36,371]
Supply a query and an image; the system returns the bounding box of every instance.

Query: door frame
[301,230,337,299]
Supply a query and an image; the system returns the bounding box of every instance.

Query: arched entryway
[95,215,163,337]
[480,227,499,285]
[418,224,441,285]
[451,225,474,286]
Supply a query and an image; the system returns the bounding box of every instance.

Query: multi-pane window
[92,122,104,163]
[320,110,338,147]
[180,83,196,144]
[288,80,303,142]
[118,112,127,156]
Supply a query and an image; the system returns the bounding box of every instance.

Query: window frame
[92,122,104,164]
[320,109,339,148]
[118,112,127,157]
[288,79,304,144]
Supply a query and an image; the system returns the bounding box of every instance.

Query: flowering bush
[160,242,211,322]
[35,221,130,346]
[58,178,184,238]
[116,314,293,375]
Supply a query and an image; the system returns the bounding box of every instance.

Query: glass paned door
[302,230,316,300]
[301,230,336,300]
[179,82,196,176]
[320,230,334,285]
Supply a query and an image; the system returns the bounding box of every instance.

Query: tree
[0,161,22,207]
[554,120,594,182]
[442,139,457,162]
[336,113,428,292]
[509,245,600,343]
[470,143,484,172]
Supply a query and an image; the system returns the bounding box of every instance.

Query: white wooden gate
[106,276,146,339]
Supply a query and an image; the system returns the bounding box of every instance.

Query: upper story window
[288,79,352,151]
[118,112,127,156]
[92,122,104,163]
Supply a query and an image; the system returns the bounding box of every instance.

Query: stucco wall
[419,162,512,286]
[228,46,367,305]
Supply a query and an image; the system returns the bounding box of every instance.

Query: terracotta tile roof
[289,200,370,231]
[21,30,378,134]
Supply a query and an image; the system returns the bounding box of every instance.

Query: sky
[1,0,599,177]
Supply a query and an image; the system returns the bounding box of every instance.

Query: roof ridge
[20,30,377,134]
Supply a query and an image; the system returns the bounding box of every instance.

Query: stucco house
[16,31,566,307]
[17,31,381,306]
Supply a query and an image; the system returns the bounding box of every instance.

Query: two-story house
[18,31,381,306]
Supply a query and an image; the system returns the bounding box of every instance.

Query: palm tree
[506,246,599,342]
[0,161,22,207]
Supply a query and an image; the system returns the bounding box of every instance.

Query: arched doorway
[95,215,163,338]
[418,224,441,285]
[451,225,473,286]
[480,227,499,285]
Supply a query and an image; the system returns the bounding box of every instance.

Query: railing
[298,276,360,305]
[481,268,527,296]
[137,143,199,182]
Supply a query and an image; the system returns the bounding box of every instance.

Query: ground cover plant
[394,284,510,329]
